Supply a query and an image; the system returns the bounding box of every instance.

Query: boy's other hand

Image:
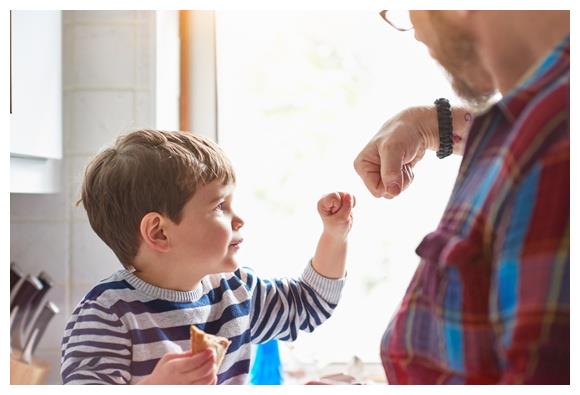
[317,192,355,239]
[138,349,217,385]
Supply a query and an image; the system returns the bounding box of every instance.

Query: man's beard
[447,70,496,112]
[429,12,497,111]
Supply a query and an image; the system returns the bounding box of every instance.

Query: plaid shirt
[381,36,570,384]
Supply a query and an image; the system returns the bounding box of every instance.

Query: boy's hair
[79,130,236,269]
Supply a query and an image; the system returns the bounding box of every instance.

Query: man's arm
[353,105,473,199]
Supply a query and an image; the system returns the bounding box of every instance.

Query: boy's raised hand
[138,349,217,385]
[317,192,356,239]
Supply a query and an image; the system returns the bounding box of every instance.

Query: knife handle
[21,272,54,343]
[10,262,26,301]
[10,262,24,289]
[10,276,43,351]
[21,301,59,364]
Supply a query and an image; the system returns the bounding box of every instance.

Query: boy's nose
[232,215,244,231]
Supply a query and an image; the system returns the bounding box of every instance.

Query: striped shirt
[61,263,344,384]
[381,35,569,384]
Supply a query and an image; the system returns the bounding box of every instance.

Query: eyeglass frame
[379,10,414,32]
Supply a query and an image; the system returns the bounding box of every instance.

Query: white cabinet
[10,11,62,193]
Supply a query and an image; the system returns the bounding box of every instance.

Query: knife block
[10,352,49,385]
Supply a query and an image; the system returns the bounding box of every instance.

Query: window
[215,11,461,367]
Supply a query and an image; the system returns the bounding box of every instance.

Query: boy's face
[168,180,244,276]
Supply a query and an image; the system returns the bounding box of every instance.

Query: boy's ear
[140,212,170,252]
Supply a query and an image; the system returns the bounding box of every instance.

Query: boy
[61,130,355,384]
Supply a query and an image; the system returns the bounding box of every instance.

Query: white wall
[10,11,166,384]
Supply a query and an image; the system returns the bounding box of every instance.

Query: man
[354,11,569,384]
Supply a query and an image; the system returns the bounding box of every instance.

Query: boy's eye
[215,202,225,211]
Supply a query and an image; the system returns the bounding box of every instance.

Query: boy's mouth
[229,239,243,248]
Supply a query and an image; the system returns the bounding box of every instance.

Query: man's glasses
[379,10,413,32]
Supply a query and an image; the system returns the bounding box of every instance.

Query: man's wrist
[450,107,473,154]
[416,105,473,154]
[398,106,439,151]
[398,105,473,154]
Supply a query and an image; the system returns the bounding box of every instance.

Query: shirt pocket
[416,227,493,326]
[415,228,484,270]
[414,227,493,320]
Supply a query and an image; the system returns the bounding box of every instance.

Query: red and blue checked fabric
[381,35,569,384]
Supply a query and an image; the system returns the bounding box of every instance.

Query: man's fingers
[401,164,414,192]
[364,170,386,198]
[380,157,403,199]
[378,138,408,199]
[353,153,386,198]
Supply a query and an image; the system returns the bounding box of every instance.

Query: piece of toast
[190,325,231,368]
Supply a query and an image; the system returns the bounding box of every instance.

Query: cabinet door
[11,11,62,159]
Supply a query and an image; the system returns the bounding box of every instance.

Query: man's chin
[451,77,497,112]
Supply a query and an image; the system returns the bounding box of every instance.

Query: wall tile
[135,16,154,90]
[70,220,120,285]
[66,155,91,222]
[67,90,135,155]
[136,11,153,25]
[62,24,75,89]
[10,222,69,283]
[72,10,138,25]
[62,10,75,25]
[69,24,136,89]
[10,192,69,222]
[63,92,74,153]
[134,90,155,128]
[10,13,160,386]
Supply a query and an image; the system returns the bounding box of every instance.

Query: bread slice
[190,325,231,368]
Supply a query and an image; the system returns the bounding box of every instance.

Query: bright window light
[215,11,462,366]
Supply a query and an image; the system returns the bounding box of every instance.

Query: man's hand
[138,349,217,385]
[353,105,471,199]
[317,192,356,240]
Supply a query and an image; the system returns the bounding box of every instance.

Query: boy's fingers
[191,370,218,385]
[160,350,192,365]
[189,361,218,383]
[335,193,355,216]
[318,192,341,214]
[179,349,215,373]
[340,192,354,207]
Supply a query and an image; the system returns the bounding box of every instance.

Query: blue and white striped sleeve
[242,261,345,344]
[61,298,132,384]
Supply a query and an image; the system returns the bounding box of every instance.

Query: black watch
[435,98,453,159]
